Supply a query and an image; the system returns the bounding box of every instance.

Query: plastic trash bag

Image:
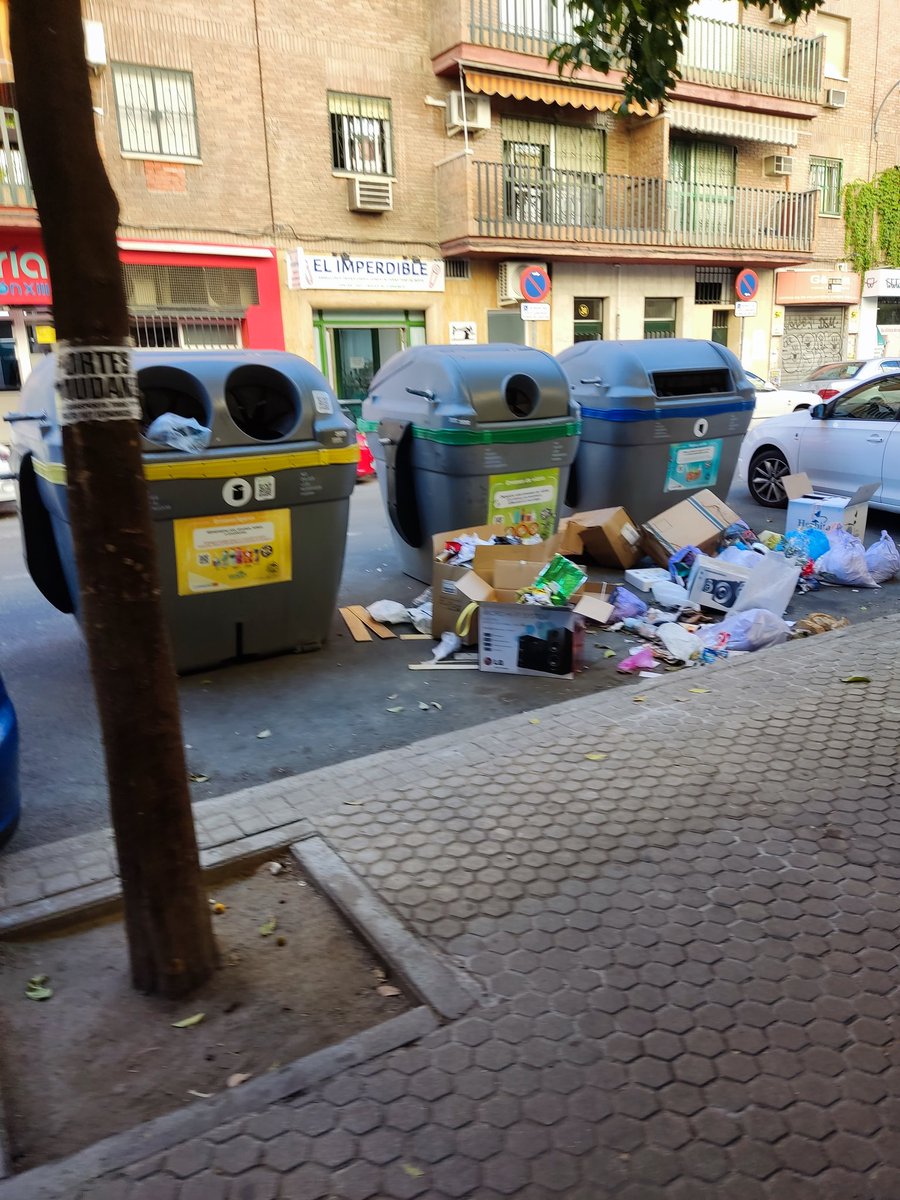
[784,527,829,563]
[718,545,765,570]
[814,528,880,588]
[668,545,701,583]
[610,586,648,623]
[433,631,461,661]
[145,413,212,452]
[367,600,411,624]
[407,603,432,635]
[617,644,657,673]
[865,531,900,584]
[733,551,801,618]
[699,608,791,652]
[657,622,701,663]
[651,579,689,609]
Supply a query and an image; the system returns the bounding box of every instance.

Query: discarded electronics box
[478,605,585,679]
[686,555,750,613]
[782,473,878,540]
[687,551,801,618]
[557,507,642,569]
[641,489,743,568]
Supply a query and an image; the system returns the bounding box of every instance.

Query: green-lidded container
[361,344,581,582]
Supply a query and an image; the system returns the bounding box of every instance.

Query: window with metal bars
[328,93,393,176]
[130,315,242,350]
[112,64,199,160]
[695,267,733,305]
[121,265,259,313]
[809,156,842,216]
[445,258,471,280]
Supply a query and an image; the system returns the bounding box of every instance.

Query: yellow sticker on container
[34,324,56,345]
[173,509,292,596]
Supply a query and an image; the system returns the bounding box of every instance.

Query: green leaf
[585,752,608,761]
[840,674,871,683]
[25,975,53,1001]
[402,1164,424,1178]
[172,1012,205,1028]
[259,917,278,937]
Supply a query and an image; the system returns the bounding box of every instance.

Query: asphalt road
[2,480,900,852]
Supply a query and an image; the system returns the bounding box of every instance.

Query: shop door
[781,306,845,384]
[333,327,403,400]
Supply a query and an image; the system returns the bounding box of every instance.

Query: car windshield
[745,371,765,390]
[806,362,865,381]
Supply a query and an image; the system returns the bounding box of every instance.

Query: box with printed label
[477,604,585,678]
[782,473,878,540]
[686,555,751,613]
[641,490,743,568]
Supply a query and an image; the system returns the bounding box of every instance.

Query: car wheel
[748,447,790,508]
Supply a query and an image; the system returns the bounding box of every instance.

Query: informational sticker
[222,477,252,507]
[173,509,292,596]
[664,439,722,492]
[55,343,140,425]
[254,475,276,502]
[487,469,559,538]
[312,390,333,415]
[449,321,477,343]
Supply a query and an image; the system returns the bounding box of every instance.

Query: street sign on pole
[735,269,759,302]
[519,265,551,303]
[521,302,550,321]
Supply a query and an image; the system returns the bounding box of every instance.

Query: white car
[789,357,900,403]
[744,370,813,424]
[740,370,900,509]
[0,444,14,506]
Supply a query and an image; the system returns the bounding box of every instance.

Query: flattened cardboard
[641,489,743,568]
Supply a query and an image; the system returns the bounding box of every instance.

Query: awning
[464,69,657,116]
[666,100,798,146]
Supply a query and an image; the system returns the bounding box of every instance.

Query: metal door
[781,306,845,384]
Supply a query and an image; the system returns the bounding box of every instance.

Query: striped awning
[464,69,658,117]
[666,100,799,146]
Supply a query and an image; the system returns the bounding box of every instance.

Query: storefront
[284,248,445,400]
[859,268,900,358]
[773,268,861,384]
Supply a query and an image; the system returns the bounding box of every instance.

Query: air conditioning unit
[498,260,548,306]
[825,88,848,109]
[768,3,791,24]
[764,154,794,178]
[83,20,107,71]
[347,177,393,213]
[446,93,492,137]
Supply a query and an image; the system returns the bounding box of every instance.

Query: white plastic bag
[651,579,689,609]
[657,622,701,663]
[367,600,411,624]
[733,551,801,618]
[865,531,900,584]
[718,545,765,570]
[146,413,211,452]
[699,608,790,652]
[814,528,880,588]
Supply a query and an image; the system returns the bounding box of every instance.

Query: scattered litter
[339,607,372,642]
[258,917,278,937]
[610,586,648,622]
[689,687,710,694]
[402,1165,425,1179]
[25,975,52,1002]
[841,674,871,684]
[376,984,402,998]
[400,634,431,640]
[189,773,210,784]
[418,702,431,710]
[585,752,608,761]
[276,936,287,947]
[210,901,227,915]
[431,702,442,710]
[409,661,478,671]
[267,861,284,876]
[407,603,433,635]
[227,1073,252,1088]
[865,531,900,583]
[187,1090,213,1099]
[366,600,409,625]
[794,612,850,637]
[257,730,272,739]
[386,705,404,713]
[657,622,701,664]
[146,412,211,452]
[633,695,647,703]
[617,645,657,673]
[433,631,462,662]
[700,609,790,653]
[814,529,879,589]
[387,694,398,700]
[602,649,615,659]
[529,718,540,725]
[639,670,660,678]
[172,1013,205,1028]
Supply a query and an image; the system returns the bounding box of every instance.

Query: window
[112,64,199,160]
[807,361,863,381]
[818,13,849,79]
[644,298,677,339]
[501,118,606,226]
[574,298,603,342]
[695,267,733,305]
[809,157,842,217]
[328,93,392,176]
[832,377,900,421]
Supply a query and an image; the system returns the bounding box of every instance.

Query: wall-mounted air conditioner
[825,88,848,109]
[764,154,794,178]
[769,3,791,24]
[446,93,492,137]
[347,177,393,213]
[498,260,548,305]
[83,20,108,71]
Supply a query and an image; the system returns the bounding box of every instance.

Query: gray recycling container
[361,344,581,581]
[558,339,755,525]
[9,350,357,672]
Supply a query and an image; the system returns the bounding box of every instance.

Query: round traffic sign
[519,265,551,303]
[735,269,759,301]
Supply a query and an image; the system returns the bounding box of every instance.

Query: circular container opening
[224,365,300,441]
[137,367,210,434]
[505,373,540,419]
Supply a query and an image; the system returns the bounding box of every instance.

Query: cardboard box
[624,566,671,593]
[641,490,744,568]
[558,508,642,569]
[431,526,559,642]
[478,604,585,678]
[783,473,878,540]
[686,554,751,613]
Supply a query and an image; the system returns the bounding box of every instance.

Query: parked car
[790,357,900,403]
[745,370,814,424]
[0,670,20,848]
[0,443,15,506]
[740,370,900,508]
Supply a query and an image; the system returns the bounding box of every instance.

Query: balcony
[437,157,817,261]
[457,1,823,105]
[0,108,33,209]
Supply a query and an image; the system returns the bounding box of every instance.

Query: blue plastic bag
[610,586,648,623]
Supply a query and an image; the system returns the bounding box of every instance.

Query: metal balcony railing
[467,0,823,103]
[466,161,817,252]
[0,108,33,208]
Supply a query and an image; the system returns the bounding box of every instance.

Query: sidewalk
[2,616,900,1199]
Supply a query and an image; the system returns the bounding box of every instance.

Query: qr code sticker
[197,553,211,566]
[254,476,276,502]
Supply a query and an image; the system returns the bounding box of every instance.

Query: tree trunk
[10,0,217,997]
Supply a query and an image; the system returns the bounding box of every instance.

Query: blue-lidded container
[0,671,20,848]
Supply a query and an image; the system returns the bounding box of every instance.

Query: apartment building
[0,0,896,408]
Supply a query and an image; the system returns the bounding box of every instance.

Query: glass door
[332,326,403,401]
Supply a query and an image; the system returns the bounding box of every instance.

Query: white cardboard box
[686,555,751,613]
[783,473,878,540]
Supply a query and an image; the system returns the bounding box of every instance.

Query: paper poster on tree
[487,469,559,537]
[174,510,292,596]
